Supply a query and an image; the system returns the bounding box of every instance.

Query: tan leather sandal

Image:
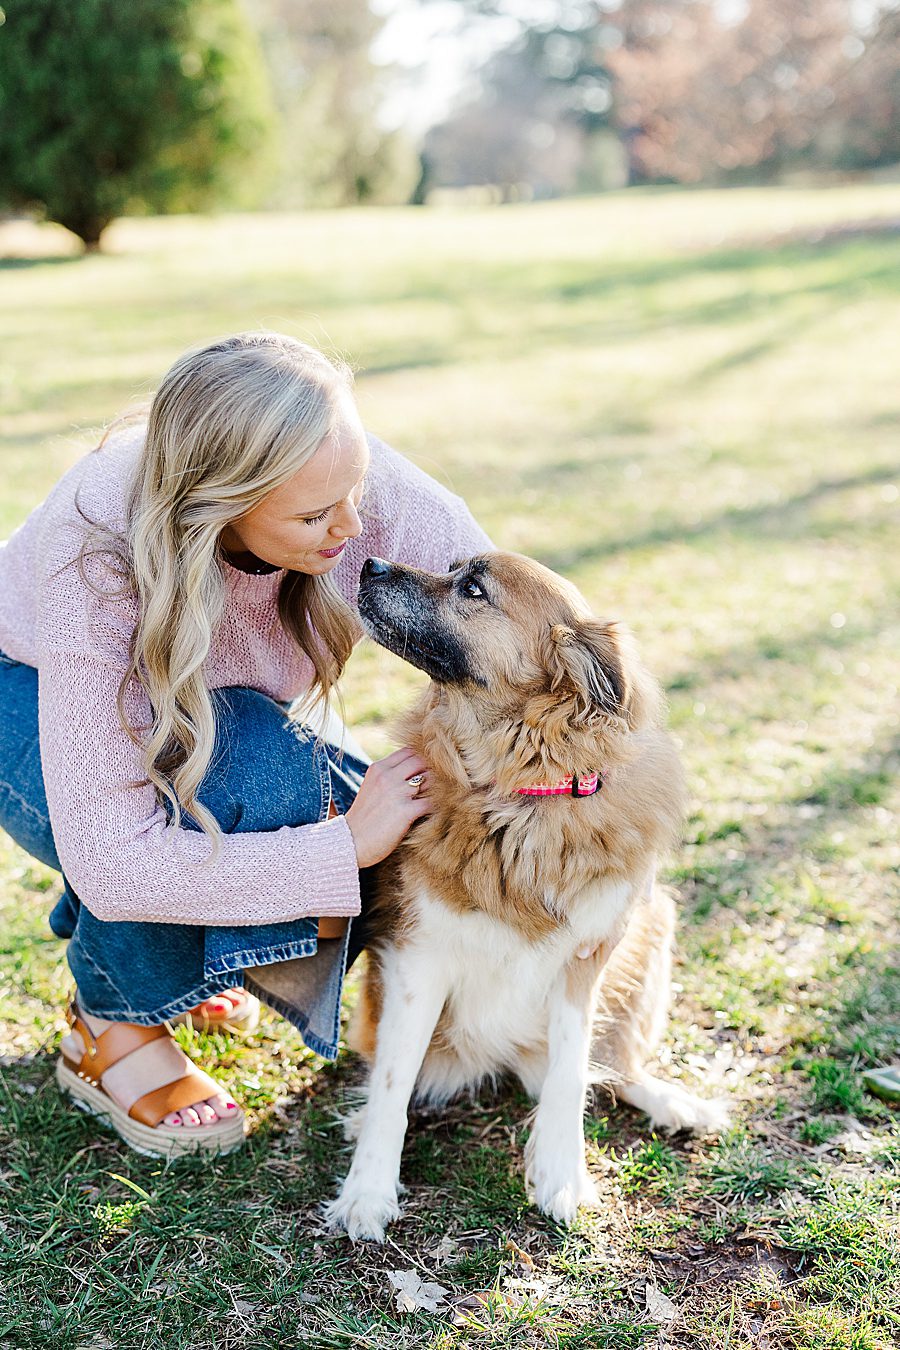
[169,988,261,1036]
[56,1003,246,1158]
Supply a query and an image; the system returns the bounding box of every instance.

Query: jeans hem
[242,972,340,1062]
[73,973,258,1027]
[203,939,319,979]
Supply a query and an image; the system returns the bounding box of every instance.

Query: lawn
[0,184,898,1350]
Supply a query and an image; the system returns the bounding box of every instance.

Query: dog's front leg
[524,960,602,1225]
[325,943,449,1242]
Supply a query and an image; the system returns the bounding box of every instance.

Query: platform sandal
[56,1003,246,1158]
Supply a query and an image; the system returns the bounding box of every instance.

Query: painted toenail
[226,1102,237,1110]
[170,1118,182,1126]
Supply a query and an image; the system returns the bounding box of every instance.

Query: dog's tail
[587,884,729,1134]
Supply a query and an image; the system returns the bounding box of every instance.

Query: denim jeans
[0,649,372,1060]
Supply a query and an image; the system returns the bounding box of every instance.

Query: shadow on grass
[666,602,898,696]
[679,727,900,922]
[538,461,900,571]
[823,947,900,1064]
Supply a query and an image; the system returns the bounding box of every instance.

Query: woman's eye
[461,578,484,599]
[302,511,328,525]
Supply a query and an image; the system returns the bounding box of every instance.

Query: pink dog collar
[517,772,601,798]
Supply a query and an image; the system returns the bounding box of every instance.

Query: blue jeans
[0,649,371,1060]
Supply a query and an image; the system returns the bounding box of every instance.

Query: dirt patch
[649,1232,806,1292]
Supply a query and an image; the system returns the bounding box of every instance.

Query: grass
[1,183,899,1348]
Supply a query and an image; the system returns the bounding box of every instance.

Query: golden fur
[327,552,726,1240]
[351,552,683,1058]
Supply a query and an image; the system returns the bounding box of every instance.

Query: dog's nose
[362,557,392,578]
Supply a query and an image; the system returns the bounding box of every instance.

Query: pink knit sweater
[0,424,492,926]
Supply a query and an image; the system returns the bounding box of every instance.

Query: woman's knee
[190,686,330,834]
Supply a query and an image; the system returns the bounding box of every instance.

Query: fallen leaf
[387,1269,449,1314]
[646,1284,678,1322]
[426,1235,460,1267]
[504,1238,535,1270]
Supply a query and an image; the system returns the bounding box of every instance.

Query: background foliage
[0,0,274,247]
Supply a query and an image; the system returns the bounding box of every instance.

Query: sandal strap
[67,1003,169,1085]
[128,1070,223,1128]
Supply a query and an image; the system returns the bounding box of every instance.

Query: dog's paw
[323,1179,401,1243]
[529,1166,600,1225]
[619,1075,731,1135]
[668,1092,730,1136]
[525,1132,599,1225]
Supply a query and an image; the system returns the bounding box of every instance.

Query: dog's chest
[414,881,631,1054]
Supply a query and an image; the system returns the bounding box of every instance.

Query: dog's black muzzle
[358,557,480,685]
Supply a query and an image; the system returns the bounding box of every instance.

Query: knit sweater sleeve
[37,650,361,924]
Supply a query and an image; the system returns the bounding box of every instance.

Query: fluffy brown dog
[326,552,727,1241]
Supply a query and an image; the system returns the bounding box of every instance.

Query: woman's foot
[190,987,255,1023]
[172,986,260,1035]
[61,1006,239,1129]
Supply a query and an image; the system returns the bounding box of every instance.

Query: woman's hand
[343,747,433,869]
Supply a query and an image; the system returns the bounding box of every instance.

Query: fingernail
[226,1102,237,1111]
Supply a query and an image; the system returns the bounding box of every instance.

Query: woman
[0,331,492,1157]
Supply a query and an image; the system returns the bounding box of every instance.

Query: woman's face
[220,404,370,576]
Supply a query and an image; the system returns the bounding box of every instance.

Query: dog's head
[358,552,659,733]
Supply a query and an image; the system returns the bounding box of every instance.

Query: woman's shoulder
[363,430,474,522]
[64,419,146,530]
[18,419,145,551]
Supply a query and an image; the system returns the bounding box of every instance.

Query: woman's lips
[318,541,347,559]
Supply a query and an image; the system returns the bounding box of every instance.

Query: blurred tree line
[0,0,411,248]
[1,0,897,247]
[424,0,900,196]
[246,0,418,207]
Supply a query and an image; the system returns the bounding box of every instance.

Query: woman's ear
[544,619,660,729]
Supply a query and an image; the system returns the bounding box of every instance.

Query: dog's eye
[460,577,485,600]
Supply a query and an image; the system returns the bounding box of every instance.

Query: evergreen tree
[0,0,274,249]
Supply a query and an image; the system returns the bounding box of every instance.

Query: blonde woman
[0,332,492,1157]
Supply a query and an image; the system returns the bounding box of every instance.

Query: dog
[325,551,728,1241]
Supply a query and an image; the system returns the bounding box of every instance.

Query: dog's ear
[544,619,659,728]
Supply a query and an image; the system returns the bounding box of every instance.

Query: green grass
[1,184,899,1348]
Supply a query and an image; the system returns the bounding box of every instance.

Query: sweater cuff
[298,814,362,919]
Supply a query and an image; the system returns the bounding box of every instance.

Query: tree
[0,0,274,250]
[430,0,900,187]
[423,10,618,197]
[609,0,855,183]
[247,0,418,207]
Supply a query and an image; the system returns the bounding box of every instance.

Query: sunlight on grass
[1,185,898,1349]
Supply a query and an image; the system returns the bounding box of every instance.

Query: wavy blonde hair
[78,332,361,852]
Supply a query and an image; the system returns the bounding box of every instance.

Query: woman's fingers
[344,750,435,868]
[378,745,427,771]
[408,793,434,820]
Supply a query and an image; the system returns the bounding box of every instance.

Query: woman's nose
[332,497,363,539]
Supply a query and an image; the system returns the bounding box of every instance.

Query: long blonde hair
[78,332,361,851]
